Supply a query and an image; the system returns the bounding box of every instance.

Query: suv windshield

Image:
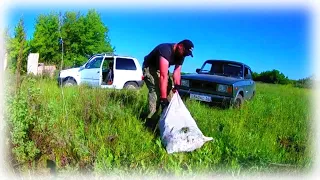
[200,61,243,78]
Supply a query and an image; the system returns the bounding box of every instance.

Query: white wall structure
[27,53,39,75]
[37,63,57,77]
[3,53,7,71]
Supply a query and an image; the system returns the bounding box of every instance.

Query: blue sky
[6,6,311,80]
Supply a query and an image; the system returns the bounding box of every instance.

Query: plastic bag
[159,92,214,154]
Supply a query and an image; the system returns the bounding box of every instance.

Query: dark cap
[178,39,194,57]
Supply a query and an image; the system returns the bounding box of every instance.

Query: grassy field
[4,74,314,177]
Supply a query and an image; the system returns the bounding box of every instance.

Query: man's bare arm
[173,65,182,86]
[159,56,169,98]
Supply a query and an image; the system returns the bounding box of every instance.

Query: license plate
[190,93,212,102]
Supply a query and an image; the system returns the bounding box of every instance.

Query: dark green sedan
[177,60,256,108]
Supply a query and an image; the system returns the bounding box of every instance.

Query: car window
[115,58,137,70]
[223,64,242,77]
[212,64,224,74]
[244,67,252,79]
[201,63,212,73]
[86,56,104,69]
[102,57,114,71]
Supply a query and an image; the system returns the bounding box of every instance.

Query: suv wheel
[124,82,138,90]
[233,94,244,109]
[63,78,77,87]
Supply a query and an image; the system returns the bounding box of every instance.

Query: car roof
[204,59,250,69]
[89,53,137,60]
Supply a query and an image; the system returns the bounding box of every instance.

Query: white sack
[159,92,214,154]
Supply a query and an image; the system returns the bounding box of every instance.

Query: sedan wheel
[233,94,244,109]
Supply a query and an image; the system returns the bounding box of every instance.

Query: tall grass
[4,75,313,176]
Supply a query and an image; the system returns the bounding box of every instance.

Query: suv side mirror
[196,68,201,73]
[79,66,85,71]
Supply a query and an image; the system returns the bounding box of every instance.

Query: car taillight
[142,75,144,80]
[227,86,233,94]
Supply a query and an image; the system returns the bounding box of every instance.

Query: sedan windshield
[200,61,243,78]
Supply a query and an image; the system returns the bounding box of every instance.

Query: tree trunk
[15,40,24,94]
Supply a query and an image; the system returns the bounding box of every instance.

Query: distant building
[27,53,57,77]
[37,63,57,77]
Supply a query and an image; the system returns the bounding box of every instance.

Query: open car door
[80,56,104,87]
[101,57,116,89]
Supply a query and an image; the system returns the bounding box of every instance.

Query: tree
[251,71,259,80]
[30,12,61,66]
[61,9,114,68]
[7,17,29,74]
[80,9,114,55]
[253,69,290,85]
[30,9,115,68]
[60,11,85,67]
[3,27,11,53]
[294,76,313,89]
[3,28,11,71]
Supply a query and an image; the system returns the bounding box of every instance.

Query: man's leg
[143,67,160,120]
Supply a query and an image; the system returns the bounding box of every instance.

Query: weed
[4,75,313,176]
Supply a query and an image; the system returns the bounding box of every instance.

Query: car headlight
[181,79,189,87]
[217,84,232,93]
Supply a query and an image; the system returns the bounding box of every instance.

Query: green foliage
[252,70,313,89]
[5,18,29,74]
[79,9,114,55]
[30,12,61,65]
[180,72,192,75]
[5,75,312,176]
[29,9,114,69]
[253,69,291,85]
[60,11,85,68]
[3,9,312,175]
[3,27,11,52]
[293,76,313,89]
[7,76,41,165]
[251,71,259,80]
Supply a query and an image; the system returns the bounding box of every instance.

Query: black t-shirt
[143,43,185,70]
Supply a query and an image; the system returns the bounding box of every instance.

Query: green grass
[4,75,314,177]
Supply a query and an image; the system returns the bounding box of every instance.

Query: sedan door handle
[97,71,100,73]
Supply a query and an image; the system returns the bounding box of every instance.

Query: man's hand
[160,98,169,110]
[172,85,179,93]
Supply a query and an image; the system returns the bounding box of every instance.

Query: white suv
[57,53,144,89]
